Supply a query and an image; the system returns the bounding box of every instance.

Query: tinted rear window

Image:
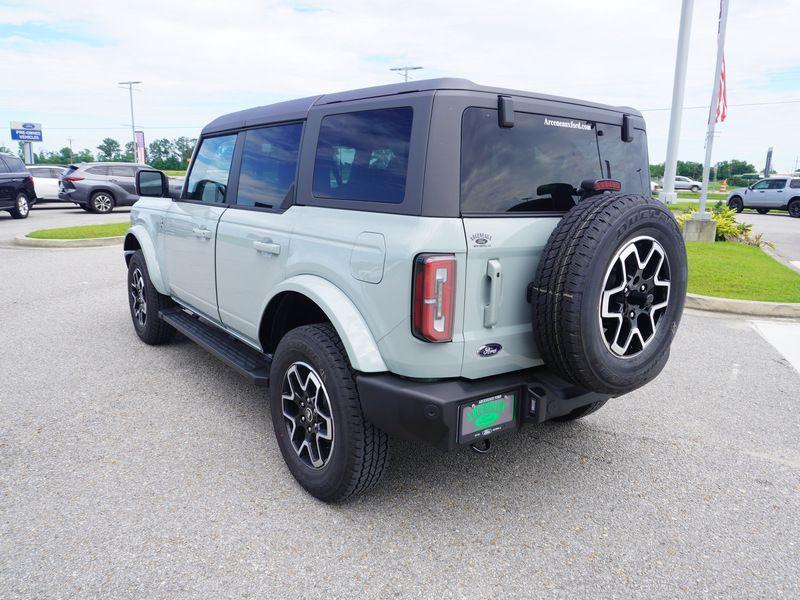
[312,107,413,203]
[2,155,26,172]
[86,166,108,175]
[109,166,135,177]
[0,158,9,173]
[460,108,648,214]
[791,179,800,189]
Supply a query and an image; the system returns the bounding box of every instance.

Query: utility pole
[67,136,74,163]
[658,0,694,206]
[698,0,730,220]
[118,81,142,162]
[390,66,423,82]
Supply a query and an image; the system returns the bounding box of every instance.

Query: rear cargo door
[459,107,610,379]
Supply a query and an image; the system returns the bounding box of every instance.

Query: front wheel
[89,191,115,213]
[728,197,744,213]
[10,192,30,219]
[269,324,388,502]
[127,250,175,345]
[756,208,770,215]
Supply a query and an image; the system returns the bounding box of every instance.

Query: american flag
[715,2,728,123]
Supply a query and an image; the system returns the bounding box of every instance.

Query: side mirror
[136,169,169,197]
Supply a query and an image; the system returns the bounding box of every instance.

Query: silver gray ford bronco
[124,78,686,502]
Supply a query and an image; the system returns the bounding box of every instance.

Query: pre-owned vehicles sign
[10,122,43,142]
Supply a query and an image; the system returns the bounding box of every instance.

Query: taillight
[24,176,33,184]
[593,179,621,191]
[412,254,456,343]
[64,176,84,182]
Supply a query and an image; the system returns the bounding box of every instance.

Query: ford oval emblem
[477,343,502,357]
[22,123,36,129]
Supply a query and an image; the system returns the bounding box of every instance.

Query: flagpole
[659,0,694,207]
[698,0,730,220]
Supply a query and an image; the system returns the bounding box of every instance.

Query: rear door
[163,134,237,321]
[216,122,303,344]
[108,165,137,201]
[766,179,788,207]
[459,104,649,379]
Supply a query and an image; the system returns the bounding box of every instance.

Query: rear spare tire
[532,193,687,395]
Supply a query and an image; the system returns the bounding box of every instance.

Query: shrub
[675,202,765,245]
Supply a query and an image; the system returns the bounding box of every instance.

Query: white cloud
[1,0,798,172]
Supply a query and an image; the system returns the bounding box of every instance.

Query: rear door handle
[484,259,502,328]
[253,240,281,255]
[192,227,212,239]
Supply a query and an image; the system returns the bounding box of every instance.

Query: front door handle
[484,259,502,328]
[191,227,212,239]
[253,240,281,255]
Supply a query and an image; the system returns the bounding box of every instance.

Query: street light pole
[390,66,423,82]
[118,81,142,162]
[658,0,694,206]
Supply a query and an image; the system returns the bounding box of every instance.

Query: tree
[147,138,181,170]
[123,141,135,163]
[715,159,756,179]
[174,136,196,166]
[649,163,665,178]
[676,160,703,180]
[0,145,10,154]
[97,138,121,161]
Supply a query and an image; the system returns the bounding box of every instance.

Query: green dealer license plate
[458,391,516,443]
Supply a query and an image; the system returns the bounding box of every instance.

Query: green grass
[162,170,186,177]
[676,191,728,200]
[26,222,129,240]
[686,242,800,302]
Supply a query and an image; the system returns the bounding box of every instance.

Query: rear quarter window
[2,155,26,172]
[312,107,413,203]
[791,179,800,189]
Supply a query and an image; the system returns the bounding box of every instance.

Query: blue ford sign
[10,121,43,142]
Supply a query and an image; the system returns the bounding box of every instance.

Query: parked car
[28,165,66,202]
[0,152,36,219]
[673,175,702,192]
[124,78,687,501]
[727,177,800,217]
[59,162,157,213]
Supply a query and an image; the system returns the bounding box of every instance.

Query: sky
[1,0,799,173]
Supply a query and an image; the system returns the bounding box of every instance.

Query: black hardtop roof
[201,78,642,135]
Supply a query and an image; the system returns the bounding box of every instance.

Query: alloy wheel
[93,193,113,212]
[599,236,671,358]
[130,268,147,328]
[16,194,29,216]
[790,202,800,218]
[281,361,335,469]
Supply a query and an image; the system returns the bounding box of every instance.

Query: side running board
[159,308,271,386]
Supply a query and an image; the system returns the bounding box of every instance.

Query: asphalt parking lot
[2,208,799,597]
[738,212,800,269]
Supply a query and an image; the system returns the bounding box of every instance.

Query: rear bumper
[356,367,609,451]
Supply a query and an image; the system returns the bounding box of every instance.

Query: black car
[0,153,36,219]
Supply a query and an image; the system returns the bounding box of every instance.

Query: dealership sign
[10,121,43,142]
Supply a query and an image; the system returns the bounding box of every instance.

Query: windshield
[460,108,649,214]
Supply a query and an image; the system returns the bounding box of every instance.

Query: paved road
[2,211,799,598]
[736,212,800,269]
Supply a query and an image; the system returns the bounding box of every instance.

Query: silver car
[673,175,702,192]
[727,177,800,217]
[58,162,155,213]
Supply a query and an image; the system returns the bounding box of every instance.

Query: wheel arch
[258,275,387,373]
[90,187,117,200]
[123,226,168,295]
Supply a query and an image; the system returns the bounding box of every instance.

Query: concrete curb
[686,293,800,318]
[13,235,123,248]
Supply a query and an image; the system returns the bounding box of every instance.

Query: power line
[641,99,800,112]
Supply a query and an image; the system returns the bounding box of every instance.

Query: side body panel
[127,197,173,294]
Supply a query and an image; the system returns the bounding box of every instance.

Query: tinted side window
[3,156,26,172]
[752,180,770,190]
[768,179,786,189]
[30,168,48,178]
[109,166,135,177]
[236,123,302,209]
[0,158,9,173]
[791,179,800,189]
[86,166,109,175]
[313,107,413,203]
[185,135,237,203]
